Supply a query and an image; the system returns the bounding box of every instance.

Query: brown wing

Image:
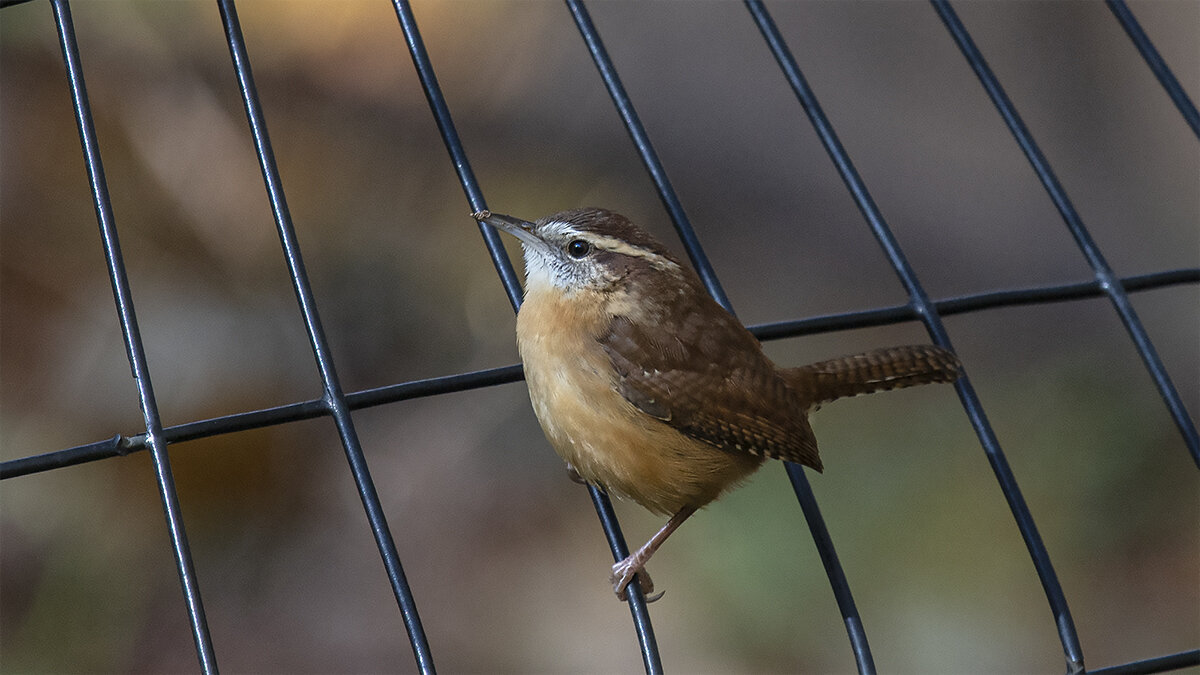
[600,293,822,471]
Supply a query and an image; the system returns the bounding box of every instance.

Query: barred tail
[781,345,962,408]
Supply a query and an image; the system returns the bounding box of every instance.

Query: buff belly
[516,290,763,516]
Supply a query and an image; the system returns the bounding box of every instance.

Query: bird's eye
[566,239,591,259]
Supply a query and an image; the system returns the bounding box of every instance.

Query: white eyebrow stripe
[588,235,676,266]
[540,220,679,268]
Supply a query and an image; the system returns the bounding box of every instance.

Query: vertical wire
[930,0,1198,466]
[49,1,217,671]
[1104,0,1200,139]
[214,1,434,671]
[784,464,876,673]
[387,0,522,311]
[744,1,1086,672]
[388,0,665,669]
[565,1,875,671]
[587,488,667,675]
[563,0,731,311]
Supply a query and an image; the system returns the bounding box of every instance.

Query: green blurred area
[1,1,1197,672]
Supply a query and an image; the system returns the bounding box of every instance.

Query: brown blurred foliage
[1,1,1197,673]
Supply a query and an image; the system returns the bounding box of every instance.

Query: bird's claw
[612,559,664,603]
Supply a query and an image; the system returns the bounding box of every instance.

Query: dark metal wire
[1087,649,1200,675]
[387,0,522,311]
[389,0,664,668]
[587,488,665,674]
[784,464,876,673]
[755,268,1200,339]
[563,0,731,311]
[932,0,1199,468]
[1,364,521,479]
[4,268,1194,481]
[745,1,1087,672]
[1104,0,1200,139]
[48,1,218,671]
[3,2,1195,673]
[214,1,434,671]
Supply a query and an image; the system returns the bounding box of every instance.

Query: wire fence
[1,0,1197,673]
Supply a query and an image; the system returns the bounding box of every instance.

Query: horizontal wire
[932,0,1198,469]
[754,267,1199,340]
[3,269,1193,481]
[1085,648,1200,675]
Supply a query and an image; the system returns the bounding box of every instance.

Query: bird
[472,207,962,601]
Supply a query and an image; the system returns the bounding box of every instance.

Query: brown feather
[599,267,823,471]
[781,345,962,408]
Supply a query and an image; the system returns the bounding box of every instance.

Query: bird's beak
[472,210,541,247]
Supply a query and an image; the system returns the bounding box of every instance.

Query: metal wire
[563,0,732,311]
[2,1,1196,673]
[586,487,665,674]
[932,0,1199,468]
[784,463,876,673]
[390,0,665,666]
[387,0,522,311]
[48,1,217,671]
[745,0,1091,670]
[215,1,434,670]
[1089,650,1200,675]
[4,269,1193,481]
[1104,0,1200,139]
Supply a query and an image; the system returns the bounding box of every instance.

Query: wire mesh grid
[1,0,1197,672]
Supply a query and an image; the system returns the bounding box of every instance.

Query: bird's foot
[612,557,664,603]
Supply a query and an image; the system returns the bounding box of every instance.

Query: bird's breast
[515,285,762,515]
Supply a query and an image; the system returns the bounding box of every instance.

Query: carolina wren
[473,207,961,601]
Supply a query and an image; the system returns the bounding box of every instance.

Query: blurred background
[1,0,1197,672]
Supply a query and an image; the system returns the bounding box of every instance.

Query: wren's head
[473,208,682,294]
